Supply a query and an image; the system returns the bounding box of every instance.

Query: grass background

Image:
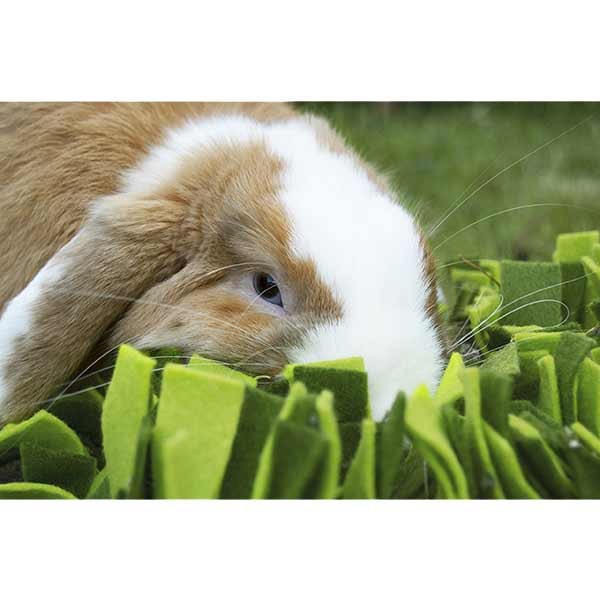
[300,103,600,266]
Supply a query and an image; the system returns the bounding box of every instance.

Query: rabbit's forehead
[122,114,430,320]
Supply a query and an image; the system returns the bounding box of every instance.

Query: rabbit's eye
[253,272,283,308]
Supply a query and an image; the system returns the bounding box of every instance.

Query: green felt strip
[251,383,329,499]
[287,366,369,423]
[220,387,284,499]
[560,262,587,322]
[482,342,521,378]
[376,392,407,499]
[101,345,155,498]
[153,364,245,499]
[0,482,77,499]
[127,413,154,499]
[509,414,574,498]
[553,332,596,424]
[314,391,342,499]
[0,410,85,460]
[516,349,549,401]
[462,368,504,498]
[467,287,502,348]
[86,469,111,499]
[565,444,600,499]
[342,419,376,499]
[435,353,465,406]
[537,355,562,423]
[441,406,476,497]
[575,359,600,435]
[20,443,96,499]
[404,384,469,499]
[188,354,257,387]
[339,421,362,480]
[581,256,600,328]
[283,356,365,379]
[591,347,600,365]
[260,420,327,499]
[479,370,512,437]
[483,423,539,499]
[500,260,562,327]
[553,231,600,263]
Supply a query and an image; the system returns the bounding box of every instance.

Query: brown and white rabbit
[0,102,445,424]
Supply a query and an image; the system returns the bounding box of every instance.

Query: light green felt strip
[188,354,257,387]
[553,231,599,263]
[591,347,600,365]
[537,355,562,424]
[571,422,600,455]
[581,256,600,328]
[377,392,407,499]
[509,414,574,498]
[482,342,521,378]
[0,410,85,459]
[435,352,465,406]
[315,390,342,499]
[405,384,469,499]
[483,422,539,499]
[20,443,97,499]
[462,368,504,499]
[0,482,77,499]
[575,358,600,436]
[153,364,245,499]
[101,344,155,498]
[514,331,562,354]
[500,260,562,327]
[342,419,376,499]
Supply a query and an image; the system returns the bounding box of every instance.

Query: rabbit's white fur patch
[123,115,443,419]
[0,243,73,416]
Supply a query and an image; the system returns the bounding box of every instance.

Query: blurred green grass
[300,103,600,266]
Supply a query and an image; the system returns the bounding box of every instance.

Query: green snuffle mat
[2,231,600,499]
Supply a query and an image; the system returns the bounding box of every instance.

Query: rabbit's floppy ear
[0,192,187,424]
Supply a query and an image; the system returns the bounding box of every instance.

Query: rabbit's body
[0,103,444,423]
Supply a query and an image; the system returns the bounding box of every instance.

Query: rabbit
[0,102,446,424]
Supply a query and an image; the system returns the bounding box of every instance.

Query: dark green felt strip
[20,443,96,499]
[462,368,504,499]
[376,393,407,499]
[553,332,596,424]
[220,387,284,499]
[500,260,562,327]
[285,365,369,422]
[479,370,512,437]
